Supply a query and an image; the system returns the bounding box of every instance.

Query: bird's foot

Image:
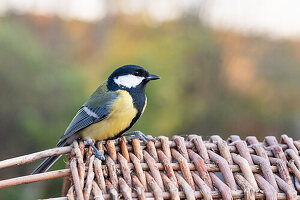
[123,131,155,144]
[85,138,105,161]
[93,150,105,161]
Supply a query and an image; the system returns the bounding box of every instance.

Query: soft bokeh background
[1,0,300,199]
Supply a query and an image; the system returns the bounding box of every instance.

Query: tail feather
[31,138,72,174]
[31,155,62,174]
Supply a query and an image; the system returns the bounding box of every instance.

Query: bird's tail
[31,139,69,175]
[31,155,62,174]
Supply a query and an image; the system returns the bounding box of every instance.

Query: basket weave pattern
[65,134,300,200]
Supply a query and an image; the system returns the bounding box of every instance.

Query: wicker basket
[64,134,300,200]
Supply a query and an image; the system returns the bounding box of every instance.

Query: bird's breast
[80,90,138,140]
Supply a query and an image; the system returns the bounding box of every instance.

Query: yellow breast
[79,90,138,141]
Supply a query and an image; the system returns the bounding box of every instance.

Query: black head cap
[109,65,148,78]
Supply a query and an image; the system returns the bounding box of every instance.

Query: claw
[93,150,106,161]
[85,138,106,161]
[124,131,156,144]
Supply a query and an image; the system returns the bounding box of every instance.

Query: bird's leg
[85,138,105,161]
[123,131,155,144]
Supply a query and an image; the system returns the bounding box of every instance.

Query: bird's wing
[57,91,118,146]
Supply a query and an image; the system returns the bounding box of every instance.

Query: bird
[31,65,160,174]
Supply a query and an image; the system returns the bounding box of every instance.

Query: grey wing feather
[57,93,118,146]
[64,108,97,136]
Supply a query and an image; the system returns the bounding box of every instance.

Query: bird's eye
[134,71,140,76]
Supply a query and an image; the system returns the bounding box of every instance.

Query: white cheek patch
[114,74,145,88]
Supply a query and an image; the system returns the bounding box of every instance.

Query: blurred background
[1,0,300,199]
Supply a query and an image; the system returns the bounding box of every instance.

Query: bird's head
[107,65,160,91]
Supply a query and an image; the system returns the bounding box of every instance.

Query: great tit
[31,65,160,174]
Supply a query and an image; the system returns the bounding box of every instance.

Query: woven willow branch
[0,134,300,200]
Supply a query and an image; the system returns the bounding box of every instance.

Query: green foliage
[0,19,84,199]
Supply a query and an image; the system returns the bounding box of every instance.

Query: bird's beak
[146,74,160,81]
